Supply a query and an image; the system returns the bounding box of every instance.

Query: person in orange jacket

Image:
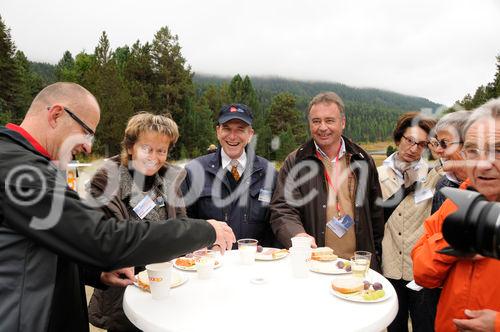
[412,98,500,332]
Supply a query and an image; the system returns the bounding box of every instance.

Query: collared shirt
[221,148,247,177]
[444,172,460,185]
[313,137,346,163]
[382,152,427,183]
[6,123,51,159]
[439,158,460,185]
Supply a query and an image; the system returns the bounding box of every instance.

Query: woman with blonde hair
[87,112,185,331]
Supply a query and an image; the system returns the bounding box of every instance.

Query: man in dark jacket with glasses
[0,82,235,332]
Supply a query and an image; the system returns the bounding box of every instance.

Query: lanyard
[316,143,342,217]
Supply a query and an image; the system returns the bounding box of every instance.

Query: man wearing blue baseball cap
[182,103,278,247]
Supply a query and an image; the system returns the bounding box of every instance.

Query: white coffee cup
[194,250,216,279]
[237,239,258,265]
[289,247,310,278]
[291,236,313,248]
[146,262,173,300]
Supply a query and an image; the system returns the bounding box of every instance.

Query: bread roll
[331,278,364,294]
[311,247,338,261]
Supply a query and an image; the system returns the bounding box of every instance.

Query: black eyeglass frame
[47,105,95,139]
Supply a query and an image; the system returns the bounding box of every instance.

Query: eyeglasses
[402,135,428,149]
[461,146,500,160]
[429,138,463,150]
[48,106,95,143]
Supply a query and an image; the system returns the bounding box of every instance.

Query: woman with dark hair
[378,112,441,332]
[87,112,185,332]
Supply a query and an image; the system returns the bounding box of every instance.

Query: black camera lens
[441,187,500,259]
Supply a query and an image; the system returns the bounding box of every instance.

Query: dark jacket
[431,175,460,214]
[269,137,384,271]
[87,156,187,331]
[0,126,216,332]
[181,147,278,247]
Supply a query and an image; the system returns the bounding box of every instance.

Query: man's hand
[100,267,136,288]
[207,219,236,254]
[453,309,497,332]
[442,159,468,181]
[294,232,317,248]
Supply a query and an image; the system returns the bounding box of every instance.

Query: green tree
[151,26,194,120]
[228,74,243,101]
[95,31,112,66]
[488,55,500,98]
[113,46,130,78]
[386,145,396,156]
[268,93,305,135]
[458,54,500,110]
[29,61,56,85]
[202,83,230,124]
[0,15,21,120]
[84,31,134,156]
[227,74,271,157]
[228,75,259,113]
[14,51,43,118]
[73,52,95,85]
[267,92,307,150]
[179,98,216,158]
[120,41,155,114]
[471,86,489,107]
[55,50,77,82]
[240,76,259,112]
[274,126,298,161]
[254,115,273,159]
[0,104,12,125]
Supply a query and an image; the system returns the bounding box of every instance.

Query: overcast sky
[1,0,499,106]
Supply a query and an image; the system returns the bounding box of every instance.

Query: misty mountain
[194,74,443,113]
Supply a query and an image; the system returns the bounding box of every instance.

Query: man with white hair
[412,98,500,332]
[0,82,235,332]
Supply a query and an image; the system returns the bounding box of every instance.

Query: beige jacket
[378,160,441,281]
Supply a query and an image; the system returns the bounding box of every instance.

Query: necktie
[230,160,240,181]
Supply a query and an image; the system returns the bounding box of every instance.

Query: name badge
[326,215,354,238]
[133,194,156,219]
[258,189,272,203]
[414,188,434,204]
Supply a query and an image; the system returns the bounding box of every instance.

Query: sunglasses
[429,138,462,150]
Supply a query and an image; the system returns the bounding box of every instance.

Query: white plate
[308,258,352,275]
[329,279,392,303]
[173,257,223,271]
[255,248,289,261]
[134,270,188,292]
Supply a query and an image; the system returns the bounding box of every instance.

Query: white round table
[124,250,398,332]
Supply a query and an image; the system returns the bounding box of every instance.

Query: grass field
[371,154,387,167]
[359,140,393,151]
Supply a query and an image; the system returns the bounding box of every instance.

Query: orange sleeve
[411,201,459,288]
[495,311,500,332]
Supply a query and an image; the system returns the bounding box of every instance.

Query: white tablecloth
[124,250,398,332]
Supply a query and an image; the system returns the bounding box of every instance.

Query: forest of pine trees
[2,15,495,161]
[454,55,500,111]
